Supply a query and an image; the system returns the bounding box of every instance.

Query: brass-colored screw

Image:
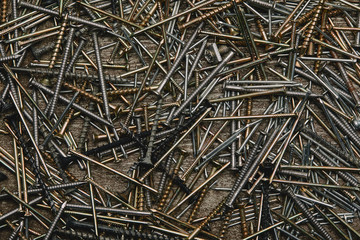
[187,185,208,223]
[157,150,186,211]
[187,198,226,240]
[219,209,232,240]
[63,82,118,111]
[238,203,248,238]
[179,0,245,30]
[300,0,325,56]
[1,0,7,23]
[137,187,145,211]
[48,14,68,69]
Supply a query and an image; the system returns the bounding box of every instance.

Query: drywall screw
[0,54,21,62]
[43,201,67,240]
[102,86,158,97]
[141,98,162,167]
[30,42,54,60]
[8,220,23,240]
[65,37,86,73]
[300,0,324,54]
[157,146,176,197]
[54,229,115,240]
[0,181,87,200]
[330,50,360,108]
[6,92,52,178]
[187,185,209,223]
[328,109,360,151]
[300,128,357,166]
[5,119,56,213]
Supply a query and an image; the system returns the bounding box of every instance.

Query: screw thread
[219,209,232,239]
[49,14,68,69]
[78,101,95,152]
[1,0,6,23]
[329,110,360,150]
[188,185,208,223]
[300,0,324,55]
[285,187,333,240]
[238,203,248,238]
[5,116,57,213]
[225,132,265,207]
[312,148,359,187]
[68,220,181,240]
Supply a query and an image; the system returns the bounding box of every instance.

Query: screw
[92,31,111,121]
[43,201,67,240]
[69,149,157,193]
[154,22,203,96]
[187,198,226,240]
[283,186,333,240]
[48,13,68,69]
[157,150,186,211]
[19,1,110,31]
[167,51,234,124]
[29,79,113,127]
[46,26,75,117]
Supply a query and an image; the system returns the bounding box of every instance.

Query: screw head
[353,118,360,130]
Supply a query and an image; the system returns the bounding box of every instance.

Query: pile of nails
[1,0,360,239]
